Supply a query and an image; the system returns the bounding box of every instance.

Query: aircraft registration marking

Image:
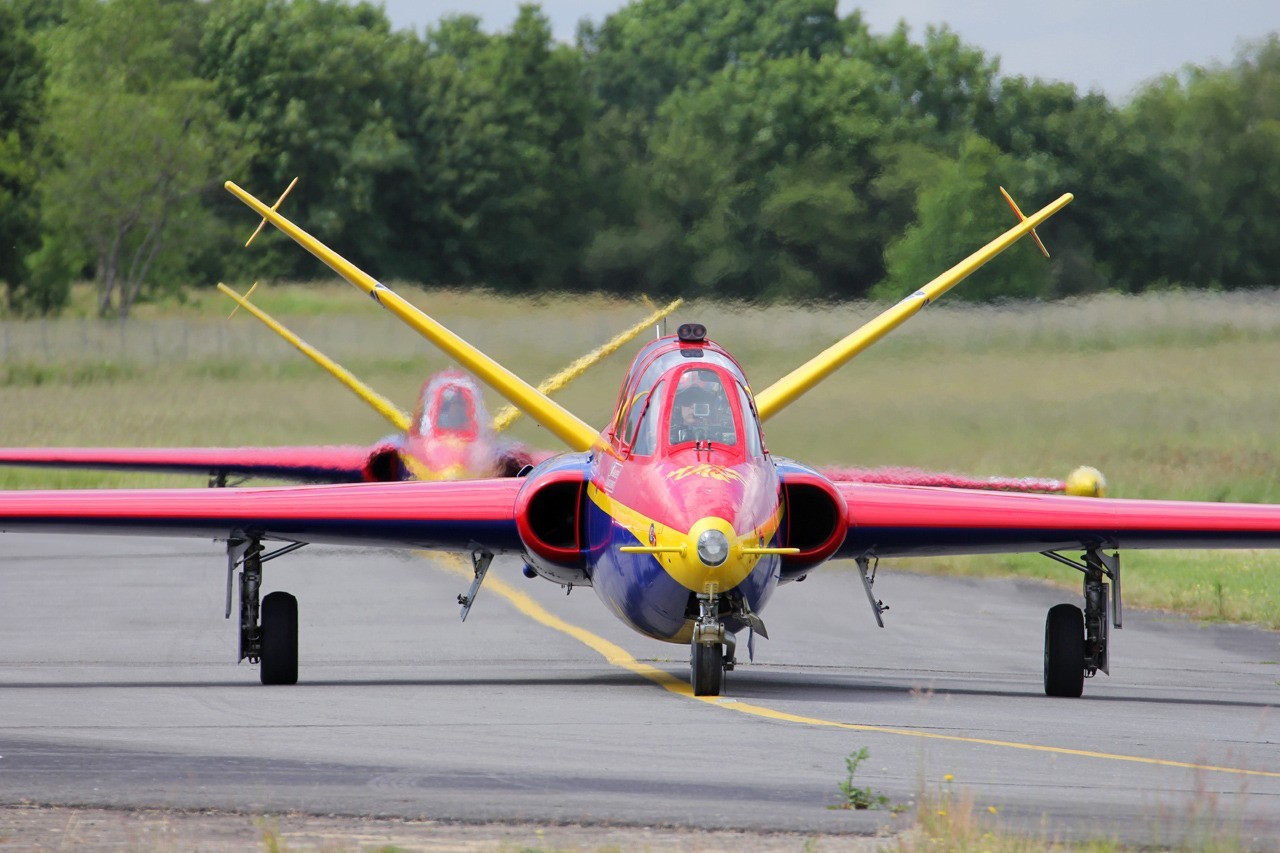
[430,552,1280,782]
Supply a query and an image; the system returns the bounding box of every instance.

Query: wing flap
[837,482,1280,557]
[0,479,524,552]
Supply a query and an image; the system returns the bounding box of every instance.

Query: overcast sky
[375,0,1278,103]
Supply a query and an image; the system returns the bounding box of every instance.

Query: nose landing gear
[690,593,726,696]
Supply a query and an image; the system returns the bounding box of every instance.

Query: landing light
[678,323,707,343]
[696,529,729,567]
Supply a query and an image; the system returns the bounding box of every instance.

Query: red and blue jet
[4,183,1273,699]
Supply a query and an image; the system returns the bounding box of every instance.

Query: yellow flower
[943,774,954,783]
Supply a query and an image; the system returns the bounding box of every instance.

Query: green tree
[198,0,416,282]
[40,0,240,317]
[581,0,843,115]
[876,135,1054,302]
[586,51,910,300]
[849,21,1000,146]
[0,2,50,313]
[394,6,593,290]
[1126,36,1280,290]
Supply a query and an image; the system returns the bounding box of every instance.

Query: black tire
[260,591,298,686]
[1044,603,1085,698]
[691,642,724,697]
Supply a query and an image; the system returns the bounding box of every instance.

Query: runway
[1,533,1277,845]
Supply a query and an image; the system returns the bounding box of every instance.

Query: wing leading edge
[836,481,1280,558]
[0,478,524,552]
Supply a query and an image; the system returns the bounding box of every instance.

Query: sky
[374,0,1279,103]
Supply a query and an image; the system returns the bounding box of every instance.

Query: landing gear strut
[1040,548,1121,697]
[226,537,303,685]
[690,594,726,696]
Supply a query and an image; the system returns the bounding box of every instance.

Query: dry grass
[5,284,1280,626]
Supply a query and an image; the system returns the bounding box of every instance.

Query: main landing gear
[226,537,304,685]
[1040,548,1121,697]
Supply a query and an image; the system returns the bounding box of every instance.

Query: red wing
[836,482,1280,558]
[0,445,392,484]
[0,479,523,552]
[821,465,1066,493]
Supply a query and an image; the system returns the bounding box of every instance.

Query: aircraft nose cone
[676,517,755,595]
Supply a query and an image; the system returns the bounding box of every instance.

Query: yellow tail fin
[491,297,682,433]
[753,192,1073,421]
[218,283,412,432]
[225,181,599,452]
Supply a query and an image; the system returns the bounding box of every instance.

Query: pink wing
[836,482,1280,558]
[0,444,396,484]
[0,478,523,552]
[821,465,1066,493]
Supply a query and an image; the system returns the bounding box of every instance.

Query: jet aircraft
[6,183,1273,700]
[0,292,683,485]
[0,283,1096,494]
[214,280,1102,495]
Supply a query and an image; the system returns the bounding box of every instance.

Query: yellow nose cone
[1065,466,1107,497]
[668,517,758,595]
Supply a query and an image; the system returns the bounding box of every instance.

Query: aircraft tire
[1043,603,1085,697]
[691,642,724,697]
[260,591,299,686]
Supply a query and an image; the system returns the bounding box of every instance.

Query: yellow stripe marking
[434,553,690,693]
[430,552,1279,781]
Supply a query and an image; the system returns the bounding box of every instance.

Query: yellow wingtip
[1064,465,1107,498]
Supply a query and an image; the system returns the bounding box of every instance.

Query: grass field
[4,283,1280,628]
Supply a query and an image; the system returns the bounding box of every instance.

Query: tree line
[2,0,1278,317]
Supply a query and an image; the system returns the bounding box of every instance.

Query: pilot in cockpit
[669,370,734,445]
[437,388,471,431]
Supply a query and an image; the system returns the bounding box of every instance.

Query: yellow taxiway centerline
[431,554,1278,781]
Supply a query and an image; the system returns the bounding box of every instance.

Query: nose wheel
[690,641,724,696]
[690,593,729,696]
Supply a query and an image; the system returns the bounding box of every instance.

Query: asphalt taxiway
[1,534,1276,845]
